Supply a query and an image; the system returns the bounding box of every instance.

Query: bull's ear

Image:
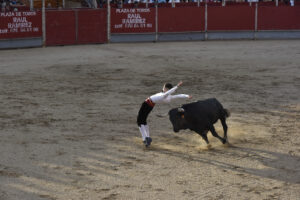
[178,108,185,113]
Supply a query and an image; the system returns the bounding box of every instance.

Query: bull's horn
[178,108,185,113]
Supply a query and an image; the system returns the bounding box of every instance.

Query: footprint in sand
[103,193,118,200]
[0,168,21,178]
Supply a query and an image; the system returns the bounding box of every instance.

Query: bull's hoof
[222,139,227,144]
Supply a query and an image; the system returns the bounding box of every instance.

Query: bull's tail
[223,109,230,118]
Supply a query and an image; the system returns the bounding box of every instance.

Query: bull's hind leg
[220,118,228,142]
[209,125,226,144]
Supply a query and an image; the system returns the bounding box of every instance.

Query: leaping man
[137,81,192,147]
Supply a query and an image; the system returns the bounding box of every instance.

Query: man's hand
[177,81,183,87]
[188,95,192,99]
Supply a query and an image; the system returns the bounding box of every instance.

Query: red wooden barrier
[77,9,107,44]
[111,8,155,33]
[257,2,276,6]
[158,7,205,32]
[0,11,42,40]
[3,5,300,48]
[46,10,76,45]
[258,6,300,30]
[175,2,198,7]
[226,2,251,6]
[207,6,255,31]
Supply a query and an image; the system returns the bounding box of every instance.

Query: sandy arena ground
[0,40,300,200]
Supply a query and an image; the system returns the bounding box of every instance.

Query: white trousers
[139,124,150,141]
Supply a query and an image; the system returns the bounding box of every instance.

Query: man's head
[162,83,173,92]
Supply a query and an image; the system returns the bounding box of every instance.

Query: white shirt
[149,86,189,104]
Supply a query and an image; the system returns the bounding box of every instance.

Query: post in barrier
[205,2,208,40]
[222,0,226,7]
[75,10,78,42]
[42,0,46,46]
[155,3,158,41]
[254,2,258,39]
[107,0,111,42]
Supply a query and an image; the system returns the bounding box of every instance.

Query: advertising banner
[111,8,155,33]
[0,11,42,39]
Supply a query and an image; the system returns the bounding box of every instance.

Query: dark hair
[164,83,173,90]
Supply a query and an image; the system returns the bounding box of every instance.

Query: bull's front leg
[209,125,227,144]
[195,129,209,144]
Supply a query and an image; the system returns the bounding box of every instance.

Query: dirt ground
[0,40,300,200]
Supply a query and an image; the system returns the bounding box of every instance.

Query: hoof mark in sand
[183,190,194,195]
[102,193,118,200]
[0,191,8,199]
[0,169,21,178]
[95,188,110,192]
[122,161,133,166]
[39,194,57,200]
[176,180,188,185]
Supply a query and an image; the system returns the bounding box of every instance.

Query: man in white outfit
[137,81,192,147]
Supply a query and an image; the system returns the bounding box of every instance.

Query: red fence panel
[158,7,205,32]
[77,9,107,44]
[111,8,155,33]
[175,2,198,7]
[0,11,42,40]
[46,10,76,46]
[258,6,300,30]
[207,6,255,31]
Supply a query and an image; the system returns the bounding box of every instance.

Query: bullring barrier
[0,3,300,49]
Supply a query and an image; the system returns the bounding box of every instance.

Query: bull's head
[168,107,186,132]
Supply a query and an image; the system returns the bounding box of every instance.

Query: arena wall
[207,6,255,31]
[257,6,300,30]
[158,7,205,33]
[46,9,107,46]
[46,10,76,46]
[1,4,300,48]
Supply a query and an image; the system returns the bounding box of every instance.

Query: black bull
[168,98,230,144]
